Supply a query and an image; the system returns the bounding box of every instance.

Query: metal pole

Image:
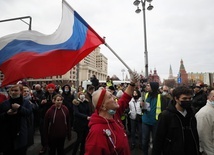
[0,16,32,30]
[141,0,149,78]
[76,63,79,89]
[104,41,133,73]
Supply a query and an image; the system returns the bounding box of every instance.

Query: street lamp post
[133,0,153,78]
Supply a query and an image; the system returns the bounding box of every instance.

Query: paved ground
[27,130,77,155]
[27,129,151,155]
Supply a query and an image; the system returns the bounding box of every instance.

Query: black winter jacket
[192,90,207,114]
[73,99,91,131]
[152,101,200,155]
[0,97,32,151]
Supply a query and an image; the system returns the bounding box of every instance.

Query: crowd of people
[0,73,213,155]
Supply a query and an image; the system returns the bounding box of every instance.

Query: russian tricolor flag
[0,0,104,87]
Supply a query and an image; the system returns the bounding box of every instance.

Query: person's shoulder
[160,109,173,118]
[32,91,37,96]
[196,104,212,116]
[61,104,69,110]
[88,124,106,138]
[0,99,9,107]
[83,98,89,103]
[158,109,175,124]
[90,124,103,132]
[22,99,32,106]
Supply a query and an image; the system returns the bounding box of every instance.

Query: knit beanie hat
[47,83,55,90]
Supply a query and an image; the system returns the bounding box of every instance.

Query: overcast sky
[0,0,213,81]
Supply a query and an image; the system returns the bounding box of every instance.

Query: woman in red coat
[85,71,139,155]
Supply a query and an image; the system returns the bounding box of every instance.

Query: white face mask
[162,92,168,95]
[64,89,69,93]
[80,94,85,100]
[209,100,214,106]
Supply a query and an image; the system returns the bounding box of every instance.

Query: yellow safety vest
[145,93,161,120]
[106,81,113,87]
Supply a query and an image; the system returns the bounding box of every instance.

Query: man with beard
[0,84,32,155]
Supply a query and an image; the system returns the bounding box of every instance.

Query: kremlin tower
[178,59,188,85]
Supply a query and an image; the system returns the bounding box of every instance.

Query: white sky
[0,0,213,82]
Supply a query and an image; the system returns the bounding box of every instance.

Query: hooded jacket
[142,82,168,125]
[85,92,132,155]
[152,101,200,155]
[44,104,71,143]
[62,84,74,113]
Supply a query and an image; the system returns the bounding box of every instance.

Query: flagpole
[103,38,133,73]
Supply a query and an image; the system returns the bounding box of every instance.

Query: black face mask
[133,96,139,100]
[179,101,192,109]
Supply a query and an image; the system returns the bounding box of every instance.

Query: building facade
[164,59,214,87]
[188,72,213,87]
[147,68,161,84]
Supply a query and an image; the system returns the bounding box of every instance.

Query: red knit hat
[46,83,55,90]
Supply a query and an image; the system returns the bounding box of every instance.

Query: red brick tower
[178,59,188,85]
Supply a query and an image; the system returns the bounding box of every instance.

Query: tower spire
[168,64,173,79]
[180,59,186,70]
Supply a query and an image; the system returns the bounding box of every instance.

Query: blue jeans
[130,119,142,146]
[142,122,157,155]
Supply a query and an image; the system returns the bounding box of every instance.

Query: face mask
[24,95,31,100]
[133,96,139,100]
[162,92,168,95]
[108,109,116,115]
[179,100,192,109]
[80,94,85,100]
[209,101,214,106]
[64,89,69,93]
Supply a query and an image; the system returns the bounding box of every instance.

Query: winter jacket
[73,99,91,131]
[85,91,95,114]
[196,101,214,155]
[192,90,207,113]
[152,101,200,155]
[142,94,168,126]
[0,93,7,104]
[62,85,74,116]
[85,92,132,155]
[129,97,142,120]
[0,97,32,151]
[40,92,57,118]
[44,104,71,143]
